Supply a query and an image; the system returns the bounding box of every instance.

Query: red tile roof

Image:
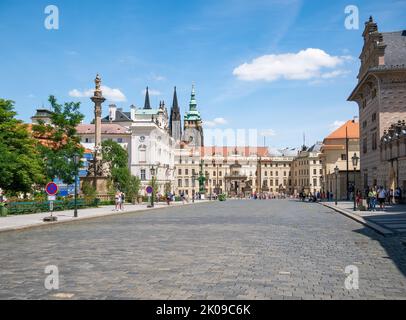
[325,120,359,140]
[76,124,129,135]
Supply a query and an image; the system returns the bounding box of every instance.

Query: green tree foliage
[33,96,84,185]
[0,99,45,194]
[101,139,140,199]
[126,175,141,202]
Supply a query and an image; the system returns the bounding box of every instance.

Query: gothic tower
[169,86,182,142]
[182,84,204,147]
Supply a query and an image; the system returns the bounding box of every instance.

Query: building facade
[381,120,406,200]
[292,143,323,195]
[348,17,406,189]
[319,120,361,200]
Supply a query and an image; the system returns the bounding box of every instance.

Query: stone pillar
[91,74,106,161]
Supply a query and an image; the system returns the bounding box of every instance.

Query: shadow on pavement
[354,226,406,277]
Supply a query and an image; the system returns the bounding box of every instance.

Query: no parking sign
[46,182,59,195]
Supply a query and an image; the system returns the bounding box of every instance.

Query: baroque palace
[28,18,405,201]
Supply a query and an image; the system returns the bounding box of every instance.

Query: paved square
[1,200,406,299]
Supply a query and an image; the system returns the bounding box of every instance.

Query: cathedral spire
[189,84,197,111]
[172,86,179,112]
[143,86,151,109]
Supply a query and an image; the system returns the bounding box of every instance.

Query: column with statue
[198,159,206,200]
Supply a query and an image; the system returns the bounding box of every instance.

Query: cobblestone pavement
[1,200,406,300]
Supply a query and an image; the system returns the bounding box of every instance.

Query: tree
[32,95,84,185]
[0,99,45,194]
[126,175,141,203]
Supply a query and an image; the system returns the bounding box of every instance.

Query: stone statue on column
[83,74,109,194]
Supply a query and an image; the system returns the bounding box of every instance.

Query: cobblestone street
[1,200,406,299]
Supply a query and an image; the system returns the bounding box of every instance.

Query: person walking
[378,187,386,211]
[120,192,125,211]
[368,188,376,211]
[114,191,121,211]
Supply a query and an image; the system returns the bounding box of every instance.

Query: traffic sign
[146,186,153,194]
[45,182,59,195]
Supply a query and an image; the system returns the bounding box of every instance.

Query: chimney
[130,104,136,121]
[109,104,117,122]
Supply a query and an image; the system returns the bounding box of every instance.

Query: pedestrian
[368,189,375,211]
[394,187,401,204]
[378,187,386,210]
[120,192,125,211]
[114,191,121,211]
[166,192,171,205]
[181,192,185,204]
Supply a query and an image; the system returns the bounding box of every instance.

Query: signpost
[146,186,153,208]
[43,182,58,222]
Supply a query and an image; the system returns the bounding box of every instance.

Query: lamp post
[320,175,324,202]
[212,159,219,196]
[73,154,80,217]
[334,165,339,205]
[352,153,359,211]
[149,165,156,208]
[191,173,197,202]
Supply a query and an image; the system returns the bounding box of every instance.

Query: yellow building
[319,120,360,200]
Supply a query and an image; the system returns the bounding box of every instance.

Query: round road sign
[146,186,153,194]
[46,182,59,195]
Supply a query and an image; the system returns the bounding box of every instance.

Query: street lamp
[73,154,80,218]
[192,173,198,202]
[352,153,359,211]
[149,165,156,207]
[320,175,324,202]
[334,165,339,205]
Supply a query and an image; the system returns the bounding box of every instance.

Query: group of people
[359,186,403,211]
[114,191,126,211]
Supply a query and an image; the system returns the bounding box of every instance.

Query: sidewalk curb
[0,200,211,234]
[320,202,395,237]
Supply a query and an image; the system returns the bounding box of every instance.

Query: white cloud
[141,88,161,96]
[151,74,166,81]
[233,48,352,82]
[259,129,277,137]
[69,86,126,102]
[204,117,228,127]
[330,120,345,130]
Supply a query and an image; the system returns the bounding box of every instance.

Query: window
[178,168,182,175]
[341,154,347,161]
[185,169,189,175]
[284,171,287,176]
[372,88,377,99]
[140,169,146,181]
[363,137,368,154]
[362,98,367,109]
[117,138,123,143]
[313,169,317,175]
[372,132,377,150]
[185,179,189,187]
[85,138,90,143]
[192,169,196,176]
[264,171,268,176]
[372,113,377,122]
[178,179,182,187]
[219,171,222,177]
[313,178,317,187]
[275,171,278,176]
[362,120,367,129]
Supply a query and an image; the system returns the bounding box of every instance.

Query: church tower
[169,86,182,142]
[183,84,204,147]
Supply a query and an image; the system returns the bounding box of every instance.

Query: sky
[1,0,405,148]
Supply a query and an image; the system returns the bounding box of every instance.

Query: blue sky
[1,0,405,147]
